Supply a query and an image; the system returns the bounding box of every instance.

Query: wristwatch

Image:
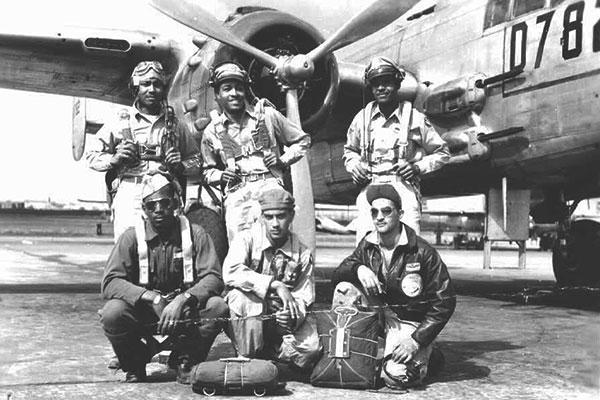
[152,294,162,305]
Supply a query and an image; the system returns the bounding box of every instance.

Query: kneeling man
[223,187,319,370]
[100,172,228,383]
[332,184,455,388]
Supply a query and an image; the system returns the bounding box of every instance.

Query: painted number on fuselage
[508,0,598,70]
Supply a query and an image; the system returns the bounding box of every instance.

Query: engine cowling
[207,7,339,131]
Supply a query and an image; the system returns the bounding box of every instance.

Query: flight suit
[100,217,227,374]
[202,101,310,241]
[222,223,320,370]
[344,101,449,242]
[87,105,201,240]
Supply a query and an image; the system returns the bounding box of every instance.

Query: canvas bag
[191,357,282,396]
[310,305,381,389]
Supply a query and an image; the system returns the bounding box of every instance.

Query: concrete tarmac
[0,234,598,399]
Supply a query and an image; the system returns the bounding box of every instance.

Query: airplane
[1,0,599,287]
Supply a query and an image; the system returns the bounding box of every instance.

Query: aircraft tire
[185,205,229,265]
[552,219,600,287]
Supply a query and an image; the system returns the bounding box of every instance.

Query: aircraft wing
[0,27,181,104]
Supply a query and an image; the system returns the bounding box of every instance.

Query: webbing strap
[179,215,194,284]
[135,218,149,285]
[396,101,413,160]
[135,216,195,285]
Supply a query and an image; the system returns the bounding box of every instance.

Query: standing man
[100,172,228,384]
[201,61,311,241]
[344,56,449,242]
[222,187,320,371]
[87,61,202,240]
[332,184,455,389]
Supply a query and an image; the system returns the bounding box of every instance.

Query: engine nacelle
[215,8,339,131]
[422,73,486,118]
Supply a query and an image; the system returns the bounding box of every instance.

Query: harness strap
[135,217,195,285]
[361,101,375,162]
[179,215,194,284]
[210,110,238,170]
[135,218,150,285]
[396,101,413,160]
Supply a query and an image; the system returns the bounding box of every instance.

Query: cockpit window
[513,0,545,17]
[484,0,510,29]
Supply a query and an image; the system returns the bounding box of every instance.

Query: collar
[371,102,402,122]
[364,223,417,250]
[255,223,297,257]
[144,217,180,244]
[131,102,165,123]
[219,106,256,126]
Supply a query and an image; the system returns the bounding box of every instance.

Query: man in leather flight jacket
[331,184,455,389]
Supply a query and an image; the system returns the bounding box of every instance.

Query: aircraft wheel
[185,205,228,264]
[552,219,600,287]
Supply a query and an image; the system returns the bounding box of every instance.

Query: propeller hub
[281,54,315,84]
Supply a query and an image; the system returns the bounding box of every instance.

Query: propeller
[150,0,419,252]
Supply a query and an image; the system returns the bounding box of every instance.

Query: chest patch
[405,262,420,272]
[401,273,423,298]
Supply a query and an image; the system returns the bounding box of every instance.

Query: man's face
[370,198,402,234]
[369,75,400,107]
[261,209,294,243]
[142,187,176,231]
[215,80,246,114]
[135,71,165,110]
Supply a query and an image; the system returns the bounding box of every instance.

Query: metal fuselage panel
[311,0,600,202]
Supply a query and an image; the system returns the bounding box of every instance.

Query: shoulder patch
[401,273,423,298]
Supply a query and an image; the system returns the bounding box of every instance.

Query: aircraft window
[484,0,510,29]
[513,0,545,17]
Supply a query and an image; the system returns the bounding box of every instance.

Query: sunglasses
[144,198,172,211]
[370,207,395,218]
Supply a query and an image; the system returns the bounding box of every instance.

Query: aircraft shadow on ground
[432,340,523,383]
[453,279,600,312]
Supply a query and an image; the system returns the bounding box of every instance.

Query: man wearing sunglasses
[332,184,455,389]
[344,56,449,244]
[87,61,202,240]
[100,172,227,384]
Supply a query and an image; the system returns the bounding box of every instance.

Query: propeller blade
[286,89,316,254]
[150,0,278,68]
[307,0,419,61]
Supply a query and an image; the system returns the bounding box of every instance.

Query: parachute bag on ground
[310,305,381,389]
[190,357,283,396]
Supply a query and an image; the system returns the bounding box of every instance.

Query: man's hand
[350,163,370,186]
[164,147,182,169]
[110,140,138,167]
[263,153,286,169]
[396,162,420,180]
[275,309,295,335]
[157,294,187,335]
[391,337,420,363]
[220,168,240,186]
[270,280,299,320]
[357,265,382,296]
